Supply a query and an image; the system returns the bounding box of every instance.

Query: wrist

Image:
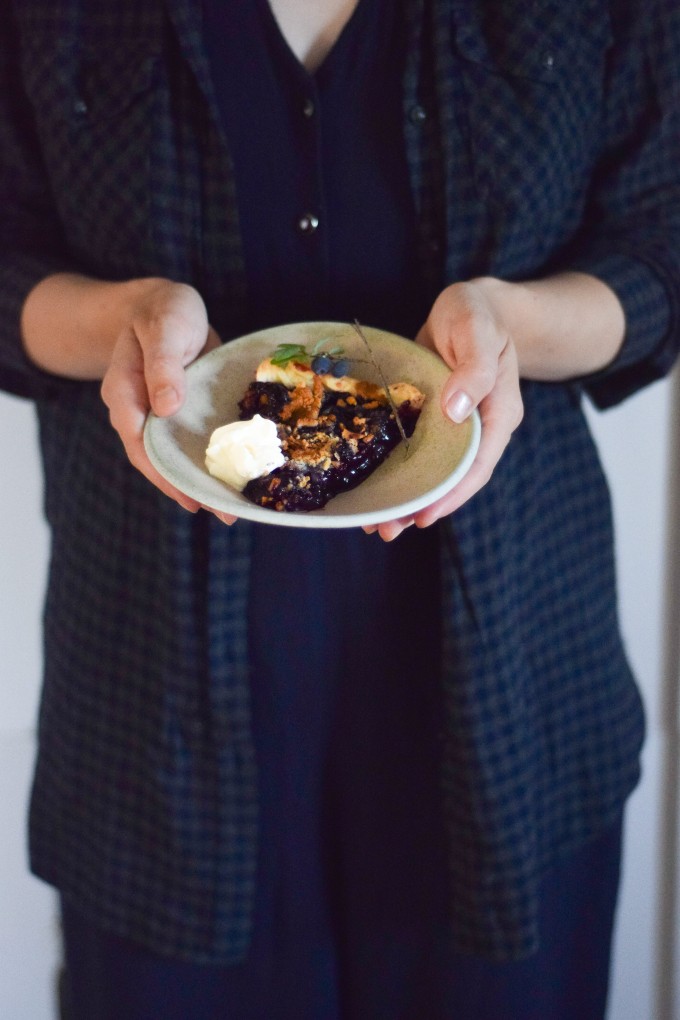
[21,273,171,380]
[469,273,531,333]
[469,272,626,381]
[467,275,531,364]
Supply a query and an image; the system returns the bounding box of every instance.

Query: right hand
[100,278,236,521]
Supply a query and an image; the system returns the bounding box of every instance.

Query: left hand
[367,279,524,541]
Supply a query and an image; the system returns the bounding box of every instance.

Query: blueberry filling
[237,381,420,512]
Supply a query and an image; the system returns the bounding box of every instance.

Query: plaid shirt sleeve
[557,0,680,407]
[0,5,85,401]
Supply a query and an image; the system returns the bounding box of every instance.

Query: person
[1,1,679,1017]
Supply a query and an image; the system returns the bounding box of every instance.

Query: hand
[100,278,237,522]
[367,279,524,541]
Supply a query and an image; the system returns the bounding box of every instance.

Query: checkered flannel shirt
[1,0,679,962]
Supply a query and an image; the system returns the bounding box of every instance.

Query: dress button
[297,213,320,235]
[302,98,315,118]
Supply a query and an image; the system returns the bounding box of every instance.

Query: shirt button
[73,97,88,117]
[297,213,320,235]
[409,104,427,124]
[302,98,315,118]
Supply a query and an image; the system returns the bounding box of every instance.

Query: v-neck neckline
[259,0,369,78]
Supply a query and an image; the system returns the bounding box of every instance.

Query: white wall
[586,373,677,1020]
[0,392,59,1020]
[0,373,677,1019]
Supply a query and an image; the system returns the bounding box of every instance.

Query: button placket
[295,79,323,244]
[297,213,320,235]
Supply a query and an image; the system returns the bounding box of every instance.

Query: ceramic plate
[143,322,481,528]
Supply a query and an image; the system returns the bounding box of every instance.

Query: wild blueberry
[311,354,332,374]
[331,358,350,377]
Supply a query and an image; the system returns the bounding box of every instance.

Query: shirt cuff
[566,250,675,409]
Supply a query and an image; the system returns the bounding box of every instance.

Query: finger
[102,328,202,512]
[208,509,239,526]
[362,515,414,541]
[101,326,149,449]
[414,317,436,354]
[204,325,223,354]
[414,373,522,528]
[438,336,506,426]
[362,515,414,540]
[134,286,211,418]
[416,285,509,424]
[143,322,220,419]
[378,516,415,541]
[413,447,495,527]
[417,321,477,423]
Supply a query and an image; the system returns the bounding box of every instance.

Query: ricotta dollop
[205,414,284,491]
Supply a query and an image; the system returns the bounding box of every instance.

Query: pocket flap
[452,0,612,83]
[23,36,159,124]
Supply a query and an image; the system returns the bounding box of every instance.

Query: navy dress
[219,0,447,1006]
[60,2,622,1017]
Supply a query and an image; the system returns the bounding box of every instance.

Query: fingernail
[446,390,472,423]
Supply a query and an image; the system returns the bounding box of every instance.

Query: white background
[1,370,679,1018]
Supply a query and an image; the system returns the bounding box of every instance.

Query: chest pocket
[22,37,160,276]
[450,0,613,259]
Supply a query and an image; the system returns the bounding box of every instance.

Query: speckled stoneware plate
[143,322,481,528]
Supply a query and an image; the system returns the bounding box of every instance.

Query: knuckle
[473,361,497,393]
[138,308,176,344]
[138,287,204,338]
[449,300,476,336]
[146,348,179,375]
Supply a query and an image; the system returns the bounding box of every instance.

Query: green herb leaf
[270,342,309,366]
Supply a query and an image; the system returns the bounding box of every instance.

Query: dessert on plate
[205,340,425,512]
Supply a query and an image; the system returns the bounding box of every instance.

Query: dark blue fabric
[204,1,447,1006]
[60,814,622,1019]
[246,526,444,1016]
[203,0,427,337]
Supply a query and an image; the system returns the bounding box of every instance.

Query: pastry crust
[256,358,425,410]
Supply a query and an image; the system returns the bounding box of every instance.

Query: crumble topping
[228,350,425,512]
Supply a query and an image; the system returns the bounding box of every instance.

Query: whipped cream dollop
[205,414,284,491]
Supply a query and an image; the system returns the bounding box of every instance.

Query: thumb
[415,318,485,425]
[138,311,212,418]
